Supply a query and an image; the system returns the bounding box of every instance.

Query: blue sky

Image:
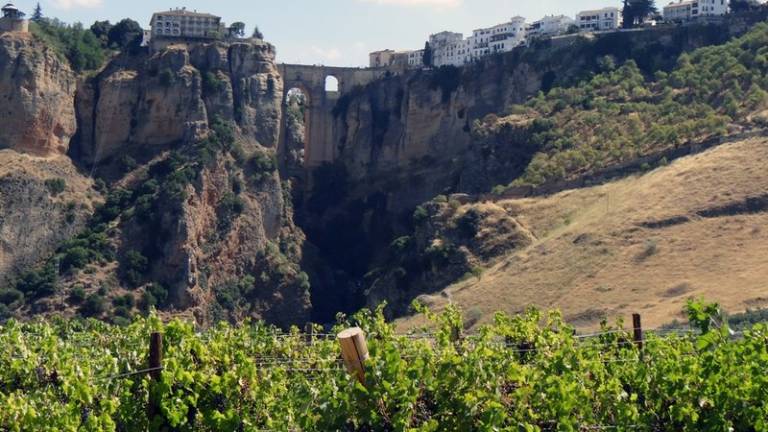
[22,0,625,66]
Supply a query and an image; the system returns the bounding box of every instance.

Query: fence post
[337,327,369,385]
[305,322,315,346]
[632,313,644,354]
[148,332,163,422]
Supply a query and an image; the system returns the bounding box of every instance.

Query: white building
[429,31,464,67]
[468,16,527,60]
[527,15,575,42]
[407,49,425,68]
[663,0,728,20]
[576,7,621,32]
[150,8,224,40]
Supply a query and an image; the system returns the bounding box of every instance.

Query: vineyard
[1,301,767,431]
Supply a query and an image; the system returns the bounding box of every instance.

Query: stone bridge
[277,64,386,169]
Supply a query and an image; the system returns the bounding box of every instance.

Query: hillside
[396,136,768,331]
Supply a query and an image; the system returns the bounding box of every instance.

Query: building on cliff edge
[0,3,28,34]
[150,7,226,51]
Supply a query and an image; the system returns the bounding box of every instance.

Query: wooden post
[305,322,315,346]
[337,327,369,385]
[632,313,644,353]
[148,332,163,421]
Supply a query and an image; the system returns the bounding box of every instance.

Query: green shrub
[202,71,226,95]
[45,178,66,196]
[249,151,277,183]
[69,285,86,304]
[0,288,23,308]
[80,294,106,317]
[142,283,169,311]
[158,68,175,87]
[121,250,148,287]
[413,206,429,225]
[30,20,107,72]
[15,264,58,299]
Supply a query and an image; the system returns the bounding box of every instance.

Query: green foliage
[79,294,106,317]
[202,71,226,95]
[158,68,175,88]
[507,24,768,186]
[69,285,86,304]
[412,205,429,225]
[216,192,245,232]
[14,263,58,299]
[228,22,246,38]
[248,151,277,183]
[120,250,148,288]
[44,178,66,196]
[29,20,107,72]
[2,304,768,430]
[56,226,113,273]
[429,65,462,103]
[106,18,142,51]
[0,289,23,309]
[141,283,170,311]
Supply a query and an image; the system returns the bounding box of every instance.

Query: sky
[19,0,628,66]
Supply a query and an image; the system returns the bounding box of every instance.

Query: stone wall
[0,18,28,34]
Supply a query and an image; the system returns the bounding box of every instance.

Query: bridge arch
[277,64,387,170]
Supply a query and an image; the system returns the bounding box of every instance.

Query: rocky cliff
[1,35,310,327]
[0,33,96,289]
[297,17,768,320]
[0,32,77,156]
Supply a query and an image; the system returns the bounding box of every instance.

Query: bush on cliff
[29,19,107,72]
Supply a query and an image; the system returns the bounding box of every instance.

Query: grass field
[398,137,768,331]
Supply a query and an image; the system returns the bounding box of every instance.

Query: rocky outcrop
[1,35,310,327]
[0,151,96,286]
[0,33,77,156]
[75,40,283,168]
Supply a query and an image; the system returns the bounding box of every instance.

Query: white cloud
[358,0,462,8]
[50,0,103,10]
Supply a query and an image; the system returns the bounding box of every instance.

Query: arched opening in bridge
[284,87,309,169]
[325,75,339,93]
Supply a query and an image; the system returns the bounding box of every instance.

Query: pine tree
[622,0,636,29]
[32,2,43,22]
[422,42,433,67]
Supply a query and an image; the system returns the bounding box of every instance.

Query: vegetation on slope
[482,22,768,189]
[28,16,143,72]
[1,300,767,430]
[0,115,304,325]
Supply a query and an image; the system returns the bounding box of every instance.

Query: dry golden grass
[397,137,768,331]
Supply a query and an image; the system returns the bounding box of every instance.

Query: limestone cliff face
[0,151,97,286]
[0,33,77,156]
[0,35,309,326]
[72,40,310,326]
[76,41,282,167]
[0,33,95,288]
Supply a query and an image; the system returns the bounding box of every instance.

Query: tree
[422,42,433,67]
[252,26,264,39]
[107,18,142,50]
[229,22,246,38]
[31,2,43,22]
[730,0,754,12]
[90,20,112,45]
[623,0,657,28]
